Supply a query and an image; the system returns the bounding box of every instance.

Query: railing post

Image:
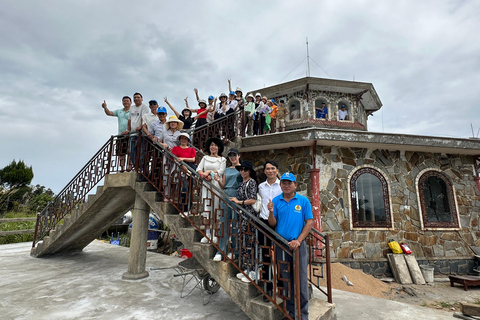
[325,234,332,303]
[294,249,301,319]
[106,136,113,174]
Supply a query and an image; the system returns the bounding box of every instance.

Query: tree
[0,160,34,189]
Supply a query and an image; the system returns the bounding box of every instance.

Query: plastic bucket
[419,265,434,283]
[180,248,193,259]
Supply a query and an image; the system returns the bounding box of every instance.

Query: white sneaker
[200,236,209,244]
[227,253,234,260]
[213,253,222,261]
[248,270,257,281]
[236,270,247,279]
[212,236,218,244]
[240,275,250,283]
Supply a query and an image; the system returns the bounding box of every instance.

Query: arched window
[350,167,392,228]
[289,99,301,120]
[417,170,459,229]
[314,99,328,120]
[337,101,351,121]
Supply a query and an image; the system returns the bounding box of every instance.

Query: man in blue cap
[268,172,313,320]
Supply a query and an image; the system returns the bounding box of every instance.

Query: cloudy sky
[2,0,480,193]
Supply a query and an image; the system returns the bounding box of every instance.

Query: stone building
[238,77,480,275]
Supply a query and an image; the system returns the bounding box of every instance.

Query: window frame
[416,168,460,230]
[348,165,394,230]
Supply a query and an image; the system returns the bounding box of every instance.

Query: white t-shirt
[142,112,158,132]
[339,109,349,120]
[290,109,300,119]
[129,103,149,131]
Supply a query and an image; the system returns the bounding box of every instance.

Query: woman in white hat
[159,115,184,150]
[172,132,197,212]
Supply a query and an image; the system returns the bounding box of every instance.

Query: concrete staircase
[31,172,334,320]
[31,173,137,257]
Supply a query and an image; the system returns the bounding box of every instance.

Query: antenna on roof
[470,123,480,139]
[306,37,310,77]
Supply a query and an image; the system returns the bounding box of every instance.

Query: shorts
[276,118,286,128]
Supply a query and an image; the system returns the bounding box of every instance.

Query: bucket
[419,265,434,283]
[180,248,193,259]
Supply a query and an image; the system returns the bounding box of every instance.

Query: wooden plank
[461,303,480,317]
[0,218,37,223]
[0,229,35,236]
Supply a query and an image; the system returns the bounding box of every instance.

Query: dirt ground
[321,263,480,313]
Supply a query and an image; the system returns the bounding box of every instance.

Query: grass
[0,210,37,244]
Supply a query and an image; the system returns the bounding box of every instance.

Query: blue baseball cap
[156,106,167,114]
[208,95,214,100]
[149,100,158,105]
[280,172,296,182]
[229,91,235,95]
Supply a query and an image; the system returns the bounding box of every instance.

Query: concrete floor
[0,241,454,320]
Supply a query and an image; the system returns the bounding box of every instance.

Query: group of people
[315,102,350,120]
[196,136,312,319]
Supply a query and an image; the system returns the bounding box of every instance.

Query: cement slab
[312,287,454,320]
[0,241,455,320]
[0,241,248,320]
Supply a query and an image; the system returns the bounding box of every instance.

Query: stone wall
[240,145,480,266]
[318,146,480,260]
[337,257,476,277]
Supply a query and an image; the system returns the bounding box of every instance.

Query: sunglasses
[239,168,250,172]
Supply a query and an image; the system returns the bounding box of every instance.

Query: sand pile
[318,263,392,299]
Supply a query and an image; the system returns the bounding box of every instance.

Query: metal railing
[33,130,332,319]
[191,109,245,149]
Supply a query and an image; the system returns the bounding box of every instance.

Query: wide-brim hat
[198,99,207,107]
[164,115,184,130]
[235,160,256,179]
[177,132,191,142]
[235,87,242,93]
[182,108,192,117]
[219,93,228,98]
[246,93,255,100]
[204,137,224,155]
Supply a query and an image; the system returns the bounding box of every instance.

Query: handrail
[32,129,332,318]
[133,134,332,317]
[191,109,244,150]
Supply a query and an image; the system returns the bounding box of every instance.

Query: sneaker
[213,253,222,261]
[212,236,218,244]
[248,270,257,281]
[236,270,247,279]
[200,236,209,244]
[227,253,234,260]
[240,275,250,283]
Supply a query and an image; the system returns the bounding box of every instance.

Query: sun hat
[181,108,192,117]
[156,106,167,114]
[246,93,255,100]
[235,87,242,93]
[235,160,256,179]
[198,99,207,106]
[219,93,228,98]
[177,132,191,141]
[164,115,184,130]
[280,172,296,182]
[255,92,261,97]
[204,137,224,155]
